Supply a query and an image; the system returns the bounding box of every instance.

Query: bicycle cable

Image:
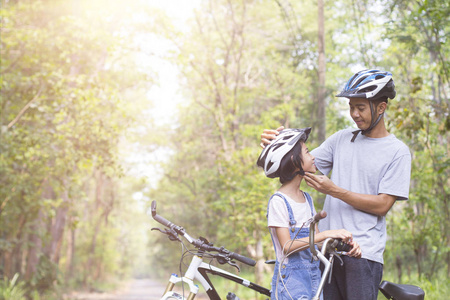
[178,239,189,298]
[177,237,221,299]
[275,217,312,300]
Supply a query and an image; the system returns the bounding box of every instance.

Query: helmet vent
[360,85,376,93]
[352,75,369,89]
[272,143,284,151]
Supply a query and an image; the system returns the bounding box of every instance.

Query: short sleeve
[311,130,342,176]
[267,196,290,228]
[378,152,411,200]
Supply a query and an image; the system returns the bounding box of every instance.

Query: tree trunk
[45,178,70,264]
[254,239,264,285]
[12,214,27,276]
[25,209,44,280]
[66,225,76,280]
[396,255,402,283]
[317,0,326,143]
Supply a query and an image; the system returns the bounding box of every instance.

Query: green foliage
[381,268,450,300]
[0,273,27,300]
[147,0,449,292]
[1,0,448,297]
[0,0,155,296]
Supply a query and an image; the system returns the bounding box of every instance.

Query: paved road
[66,278,208,300]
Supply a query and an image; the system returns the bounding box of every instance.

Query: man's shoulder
[326,128,354,141]
[388,134,411,156]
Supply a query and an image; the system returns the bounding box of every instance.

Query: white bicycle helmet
[257,127,311,178]
[336,69,396,100]
[336,69,396,142]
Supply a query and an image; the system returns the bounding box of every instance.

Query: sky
[126,0,202,188]
[143,0,202,124]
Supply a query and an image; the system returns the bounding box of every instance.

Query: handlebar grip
[334,240,352,252]
[153,213,174,228]
[151,201,175,228]
[313,211,327,222]
[229,252,256,266]
[330,239,352,252]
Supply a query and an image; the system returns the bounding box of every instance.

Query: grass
[167,268,449,300]
[0,273,27,300]
[380,270,449,300]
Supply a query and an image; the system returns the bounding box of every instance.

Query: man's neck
[364,118,390,138]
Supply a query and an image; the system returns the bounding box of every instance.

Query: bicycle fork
[162,255,206,300]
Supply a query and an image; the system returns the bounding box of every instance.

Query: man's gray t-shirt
[312,128,411,264]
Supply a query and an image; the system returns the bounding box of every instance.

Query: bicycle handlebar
[310,211,352,255]
[151,201,257,267]
[313,210,327,223]
[151,201,181,230]
[329,238,352,252]
[229,251,257,266]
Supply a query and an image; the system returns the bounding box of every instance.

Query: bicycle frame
[152,201,424,300]
[161,254,270,300]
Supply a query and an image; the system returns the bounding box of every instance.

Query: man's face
[349,98,372,130]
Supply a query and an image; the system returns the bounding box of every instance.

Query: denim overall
[268,192,321,300]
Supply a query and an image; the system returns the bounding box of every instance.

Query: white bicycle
[151,201,425,300]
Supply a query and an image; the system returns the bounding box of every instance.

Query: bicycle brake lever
[151,227,165,233]
[326,252,344,284]
[228,260,241,272]
[334,251,344,266]
[151,227,180,241]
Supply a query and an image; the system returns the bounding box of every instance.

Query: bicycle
[151,200,425,300]
[310,211,425,300]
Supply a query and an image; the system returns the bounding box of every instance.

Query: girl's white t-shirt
[267,192,315,263]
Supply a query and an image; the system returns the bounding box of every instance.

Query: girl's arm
[274,225,361,258]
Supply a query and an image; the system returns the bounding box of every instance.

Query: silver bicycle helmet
[257,127,311,178]
[336,69,396,142]
[336,69,396,100]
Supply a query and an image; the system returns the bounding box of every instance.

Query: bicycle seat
[379,280,425,300]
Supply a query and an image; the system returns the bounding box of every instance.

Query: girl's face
[300,143,316,173]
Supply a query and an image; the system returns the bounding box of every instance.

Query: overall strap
[267,193,297,228]
[303,192,315,216]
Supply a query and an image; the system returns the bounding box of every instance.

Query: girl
[257,127,361,300]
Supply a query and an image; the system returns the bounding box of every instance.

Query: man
[260,69,411,300]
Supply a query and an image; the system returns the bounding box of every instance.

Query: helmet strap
[294,169,305,176]
[350,101,383,142]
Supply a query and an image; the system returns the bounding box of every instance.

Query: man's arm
[304,173,396,216]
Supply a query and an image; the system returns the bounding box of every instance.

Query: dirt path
[65,278,208,300]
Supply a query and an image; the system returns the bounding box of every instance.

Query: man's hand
[304,173,338,195]
[347,240,362,258]
[305,172,396,216]
[260,126,284,148]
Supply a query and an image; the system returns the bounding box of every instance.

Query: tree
[1,0,154,294]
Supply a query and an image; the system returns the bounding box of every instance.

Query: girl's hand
[324,229,353,243]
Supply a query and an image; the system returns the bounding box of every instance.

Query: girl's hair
[279,141,304,184]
